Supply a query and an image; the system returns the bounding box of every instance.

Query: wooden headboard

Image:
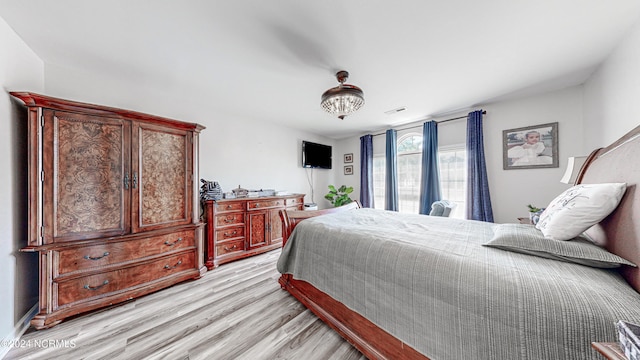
[577,124,640,292]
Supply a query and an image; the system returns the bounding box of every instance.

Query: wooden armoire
[11,92,206,329]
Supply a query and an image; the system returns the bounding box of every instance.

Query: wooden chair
[279,201,361,246]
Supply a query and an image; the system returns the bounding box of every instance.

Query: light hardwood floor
[5,250,366,360]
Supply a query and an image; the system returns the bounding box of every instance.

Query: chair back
[429,200,456,217]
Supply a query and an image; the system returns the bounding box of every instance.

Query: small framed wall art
[344,153,353,163]
[344,165,353,175]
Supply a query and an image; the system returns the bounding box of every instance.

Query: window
[397,134,423,213]
[438,146,466,219]
[372,134,466,218]
[373,155,385,210]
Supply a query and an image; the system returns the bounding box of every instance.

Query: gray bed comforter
[276,208,640,359]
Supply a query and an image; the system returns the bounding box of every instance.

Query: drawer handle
[224,216,235,223]
[84,280,109,291]
[226,205,232,209]
[164,260,183,270]
[84,252,110,261]
[224,231,237,238]
[224,245,238,251]
[254,203,260,208]
[164,237,183,246]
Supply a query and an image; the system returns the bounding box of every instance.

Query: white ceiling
[2,1,640,139]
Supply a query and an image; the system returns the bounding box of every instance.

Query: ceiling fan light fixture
[321,70,364,120]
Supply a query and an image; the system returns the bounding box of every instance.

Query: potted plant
[325,185,354,207]
[527,204,545,225]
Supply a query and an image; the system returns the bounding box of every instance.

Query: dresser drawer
[56,251,195,307]
[57,230,195,275]
[215,213,244,227]
[215,226,244,241]
[247,199,284,210]
[285,197,303,206]
[216,201,245,212]
[215,239,245,257]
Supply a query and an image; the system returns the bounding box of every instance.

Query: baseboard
[0,303,37,359]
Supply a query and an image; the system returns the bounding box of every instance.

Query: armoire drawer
[57,230,195,275]
[56,251,195,307]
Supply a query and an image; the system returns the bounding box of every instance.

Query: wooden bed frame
[577,125,640,292]
[278,125,640,360]
[280,201,427,359]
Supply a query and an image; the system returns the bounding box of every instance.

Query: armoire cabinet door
[42,110,131,243]
[131,123,193,232]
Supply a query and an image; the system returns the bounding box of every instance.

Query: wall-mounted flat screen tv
[302,141,332,169]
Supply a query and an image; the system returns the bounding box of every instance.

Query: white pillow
[535,183,626,241]
[582,223,607,246]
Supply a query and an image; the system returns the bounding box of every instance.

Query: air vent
[384,107,406,115]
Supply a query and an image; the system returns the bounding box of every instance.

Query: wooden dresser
[203,194,304,269]
[12,92,206,329]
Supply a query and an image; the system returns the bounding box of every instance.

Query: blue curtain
[466,110,494,222]
[419,121,441,214]
[385,129,399,211]
[359,134,374,208]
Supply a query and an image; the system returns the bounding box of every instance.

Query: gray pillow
[484,223,636,268]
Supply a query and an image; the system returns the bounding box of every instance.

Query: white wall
[334,138,360,207]
[483,87,584,223]
[0,16,44,357]
[1,17,337,350]
[584,16,640,148]
[338,86,585,224]
[198,116,335,207]
[43,64,336,208]
[336,14,640,220]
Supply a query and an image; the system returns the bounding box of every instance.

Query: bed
[277,124,640,360]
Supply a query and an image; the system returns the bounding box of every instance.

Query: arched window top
[397,133,422,154]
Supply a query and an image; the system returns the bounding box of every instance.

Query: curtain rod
[371,110,486,137]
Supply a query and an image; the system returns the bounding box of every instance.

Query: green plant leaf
[325,184,354,207]
[527,204,541,212]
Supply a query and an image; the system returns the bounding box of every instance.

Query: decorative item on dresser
[11,92,206,330]
[200,179,223,201]
[203,194,304,269]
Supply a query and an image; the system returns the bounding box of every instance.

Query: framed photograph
[503,122,558,170]
[344,165,354,175]
[344,153,353,163]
